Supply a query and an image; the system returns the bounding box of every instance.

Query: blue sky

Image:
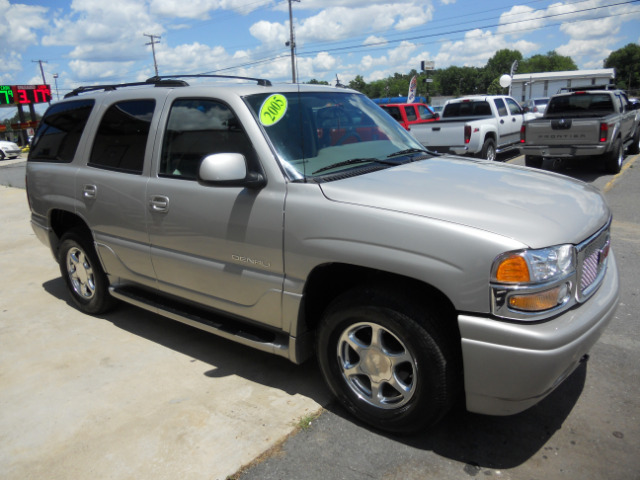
[1,0,639,107]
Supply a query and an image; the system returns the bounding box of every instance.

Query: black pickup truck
[520,89,640,173]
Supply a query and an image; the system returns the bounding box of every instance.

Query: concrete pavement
[0,185,328,480]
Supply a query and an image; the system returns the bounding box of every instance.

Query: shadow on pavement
[43,273,585,469]
[42,277,331,403]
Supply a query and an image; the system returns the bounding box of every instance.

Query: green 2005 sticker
[259,94,288,126]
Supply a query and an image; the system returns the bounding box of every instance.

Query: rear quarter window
[28,99,95,163]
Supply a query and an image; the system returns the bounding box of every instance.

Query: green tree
[483,49,523,91]
[306,79,329,85]
[604,43,640,91]
[348,75,366,93]
[519,51,577,73]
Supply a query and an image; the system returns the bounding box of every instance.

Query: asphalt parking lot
[1,153,639,479]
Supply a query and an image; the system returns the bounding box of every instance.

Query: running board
[109,286,292,360]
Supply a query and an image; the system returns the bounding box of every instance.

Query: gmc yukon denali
[26,76,619,433]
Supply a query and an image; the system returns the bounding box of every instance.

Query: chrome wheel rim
[337,322,417,409]
[486,146,496,161]
[66,246,96,300]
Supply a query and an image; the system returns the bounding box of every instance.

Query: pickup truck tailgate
[525,118,603,146]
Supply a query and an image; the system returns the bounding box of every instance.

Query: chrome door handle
[83,184,97,199]
[150,195,170,213]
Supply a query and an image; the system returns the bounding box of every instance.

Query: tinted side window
[28,99,95,163]
[494,99,508,117]
[506,98,522,115]
[381,106,402,122]
[404,106,417,121]
[89,100,155,174]
[417,105,433,119]
[160,99,258,180]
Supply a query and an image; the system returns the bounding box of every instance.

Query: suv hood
[318,156,610,248]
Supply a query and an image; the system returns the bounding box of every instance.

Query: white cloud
[497,5,545,37]
[363,36,388,46]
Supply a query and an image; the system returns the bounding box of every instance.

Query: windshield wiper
[312,158,397,174]
[387,147,440,158]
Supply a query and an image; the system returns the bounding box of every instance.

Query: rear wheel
[628,128,640,155]
[58,229,115,315]
[524,155,543,168]
[604,138,623,174]
[316,287,460,434]
[480,138,496,161]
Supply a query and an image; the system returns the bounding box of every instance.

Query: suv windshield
[245,91,426,180]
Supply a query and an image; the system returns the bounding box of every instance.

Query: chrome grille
[576,222,610,302]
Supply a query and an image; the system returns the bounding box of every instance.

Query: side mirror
[198,153,266,190]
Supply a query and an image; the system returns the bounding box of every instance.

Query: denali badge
[232,254,271,268]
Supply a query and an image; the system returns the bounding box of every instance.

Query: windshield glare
[245,92,425,180]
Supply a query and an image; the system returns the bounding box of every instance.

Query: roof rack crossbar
[146,74,272,87]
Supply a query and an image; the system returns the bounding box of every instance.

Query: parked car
[0,140,21,160]
[26,75,619,434]
[419,95,524,160]
[521,89,640,172]
[379,103,439,144]
[522,97,549,121]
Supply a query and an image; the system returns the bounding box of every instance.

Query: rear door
[145,97,286,328]
[75,98,156,288]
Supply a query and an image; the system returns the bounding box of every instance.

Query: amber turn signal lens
[509,286,562,311]
[495,255,530,283]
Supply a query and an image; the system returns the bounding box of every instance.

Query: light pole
[286,0,300,83]
[53,73,59,101]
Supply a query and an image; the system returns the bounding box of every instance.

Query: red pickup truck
[379,103,439,131]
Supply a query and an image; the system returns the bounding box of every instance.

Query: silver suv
[26,75,619,433]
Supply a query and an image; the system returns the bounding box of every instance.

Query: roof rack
[64,77,189,98]
[147,74,272,87]
[64,74,271,98]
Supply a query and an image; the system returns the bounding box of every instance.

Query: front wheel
[479,138,496,161]
[316,287,460,434]
[628,128,640,155]
[58,230,115,315]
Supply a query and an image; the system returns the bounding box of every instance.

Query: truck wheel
[58,229,115,315]
[316,287,459,434]
[480,138,496,161]
[605,138,623,174]
[524,155,543,168]
[629,128,640,155]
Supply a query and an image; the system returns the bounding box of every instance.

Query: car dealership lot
[1,153,639,479]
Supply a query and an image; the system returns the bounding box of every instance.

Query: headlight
[492,245,575,284]
[491,245,576,316]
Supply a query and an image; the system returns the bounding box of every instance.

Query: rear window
[89,99,155,174]
[442,101,492,118]
[28,99,95,163]
[546,94,614,116]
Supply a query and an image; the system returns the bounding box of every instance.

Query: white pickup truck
[420,95,524,160]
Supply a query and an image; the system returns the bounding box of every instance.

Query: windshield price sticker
[259,94,288,126]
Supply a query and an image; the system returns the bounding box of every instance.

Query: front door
[146,98,286,328]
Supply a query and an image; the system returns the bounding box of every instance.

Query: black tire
[57,229,115,315]
[524,155,543,168]
[0,151,5,160]
[628,128,640,155]
[316,287,460,434]
[479,138,496,161]
[604,138,623,174]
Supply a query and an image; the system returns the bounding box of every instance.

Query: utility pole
[286,0,300,83]
[53,73,60,100]
[144,33,161,77]
[32,59,48,84]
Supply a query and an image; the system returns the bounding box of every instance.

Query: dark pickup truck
[520,89,640,173]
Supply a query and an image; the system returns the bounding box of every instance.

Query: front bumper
[458,251,619,416]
